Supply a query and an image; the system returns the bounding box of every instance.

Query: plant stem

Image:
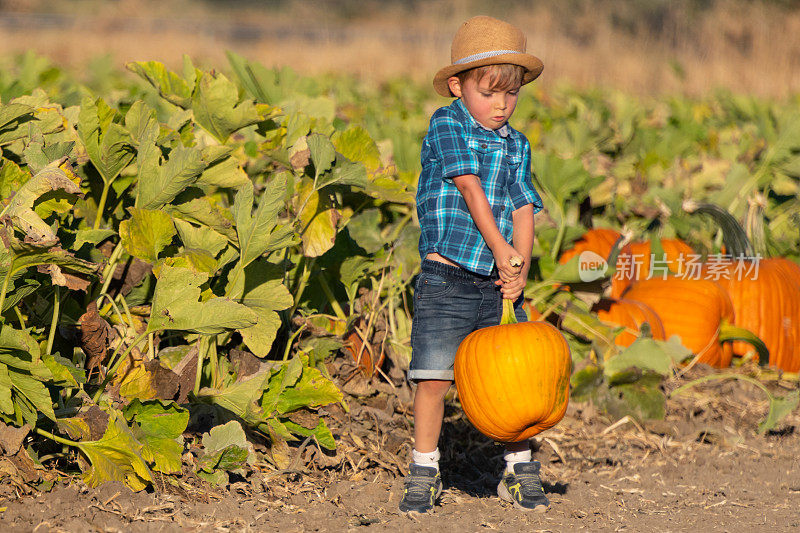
[500,298,518,325]
[45,286,60,360]
[13,306,25,329]
[0,268,13,317]
[318,274,347,320]
[93,182,112,230]
[96,242,125,302]
[194,336,207,395]
[550,205,567,262]
[287,257,315,319]
[208,337,220,388]
[282,324,306,361]
[35,427,80,448]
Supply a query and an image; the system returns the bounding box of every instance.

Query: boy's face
[447,74,520,130]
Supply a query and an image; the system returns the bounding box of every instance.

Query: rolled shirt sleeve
[426,109,481,180]
[508,140,544,213]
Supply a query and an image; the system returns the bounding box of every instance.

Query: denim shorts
[409,259,527,382]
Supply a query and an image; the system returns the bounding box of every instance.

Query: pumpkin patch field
[0,52,799,531]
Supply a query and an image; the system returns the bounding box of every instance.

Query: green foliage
[1,51,799,493]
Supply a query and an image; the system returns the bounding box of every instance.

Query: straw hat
[433,16,543,97]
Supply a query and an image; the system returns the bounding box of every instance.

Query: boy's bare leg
[413,379,452,452]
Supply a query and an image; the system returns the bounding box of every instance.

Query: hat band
[454,49,522,65]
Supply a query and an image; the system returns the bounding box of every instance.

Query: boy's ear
[447,76,462,97]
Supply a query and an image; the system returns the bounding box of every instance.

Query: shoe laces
[404,473,434,499]
[515,471,544,497]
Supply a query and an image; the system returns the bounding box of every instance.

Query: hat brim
[433,53,543,97]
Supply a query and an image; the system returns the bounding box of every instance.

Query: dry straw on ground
[1,0,800,97]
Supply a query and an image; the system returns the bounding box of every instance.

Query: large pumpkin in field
[454,300,571,442]
[683,201,800,371]
[622,277,736,367]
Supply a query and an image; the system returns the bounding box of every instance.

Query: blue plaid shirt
[416,99,544,276]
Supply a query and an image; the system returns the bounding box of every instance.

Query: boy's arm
[500,203,535,301]
[452,174,521,282]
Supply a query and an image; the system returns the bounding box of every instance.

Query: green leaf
[197,156,249,189]
[124,399,189,474]
[75,410,152,491]
[196,370,271,428]
[198,420,253,473]
[0,102,34,146]
[0,159,31,207]
[231,175,289,274]
[320,161,368,189]
[168,192,238,242]
[294,179,340,257]
[276,359,343,414]
[126,61,195,109]
[135,139,206,210]
[123,100,160,147]
[759,389,800,434]
[346,209,383,254]
[0,364,14,415]
[332,126,381,172]
[173,218,228,257]
[42,353,86,388]
[0,228,100,282]
[10,371,55,422]
[604,336,691,379]
[192,72,261,143]
[74,228,116,250]
[308,134,336,179]
[155,249,217,276]
[0,162,81,245]
[77,96,135,185]
[569,364,603,401]
[119,207,176,265]
[594,374,666,422]
[147,265,257,335]
[235,262,294,358]
[281,418,336,450]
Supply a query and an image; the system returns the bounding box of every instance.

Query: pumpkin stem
[682,201,754,258]
[719,321,770,366]
[501,298,518,325]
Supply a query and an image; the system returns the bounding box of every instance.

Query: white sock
[412,448,441,471]
[504,448,532,473]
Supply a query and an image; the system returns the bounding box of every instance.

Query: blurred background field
[1,0,800,97]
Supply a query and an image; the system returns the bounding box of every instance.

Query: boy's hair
[456,63,525,92]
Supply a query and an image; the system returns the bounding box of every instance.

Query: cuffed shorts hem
[407,369,455,382]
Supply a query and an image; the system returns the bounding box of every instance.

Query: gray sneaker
[497,461,549,512]
[398,464,442,513]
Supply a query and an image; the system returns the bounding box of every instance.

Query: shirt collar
[452,98,509,138]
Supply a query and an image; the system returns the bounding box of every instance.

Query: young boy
[399,16,547,513]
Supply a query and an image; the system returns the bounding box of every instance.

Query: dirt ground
[1,365,799,533]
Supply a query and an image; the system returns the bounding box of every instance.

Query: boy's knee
[415,379,453,399]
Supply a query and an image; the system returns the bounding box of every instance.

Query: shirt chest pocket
[467,138,502,176]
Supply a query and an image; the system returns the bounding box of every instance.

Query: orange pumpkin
[684,202,800,372]
[610,239,694,298]
[701,257,800,372]
[454,300,571,442]
[593,298,666,348]
[622,277,735,368]
[559,228,621,265]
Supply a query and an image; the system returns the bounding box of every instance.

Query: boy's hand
[493,244,523,283]
[497,253,528,301]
